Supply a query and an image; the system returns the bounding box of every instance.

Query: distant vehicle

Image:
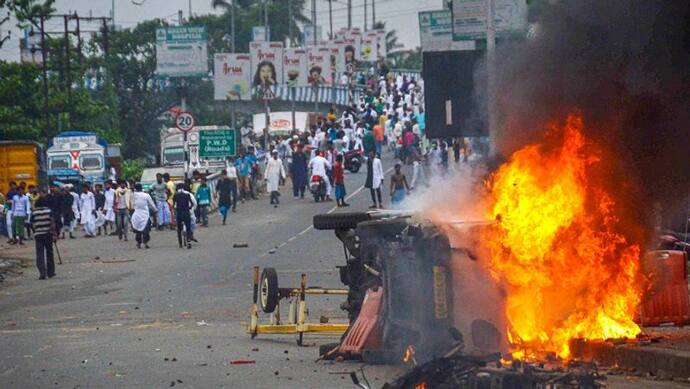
[0,140,47,194]
[46,131,120,186]
[160,125,234,170]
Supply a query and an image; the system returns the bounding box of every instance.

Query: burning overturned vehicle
[303,114,690,388]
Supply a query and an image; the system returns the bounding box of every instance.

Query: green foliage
[0,0,55,27]
[120,159,145,182]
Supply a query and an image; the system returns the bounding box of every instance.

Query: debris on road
[232,243,249,248]
[230,359,256,365]
[196,320,209,326]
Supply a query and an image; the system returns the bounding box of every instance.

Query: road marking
[258,166,395,258]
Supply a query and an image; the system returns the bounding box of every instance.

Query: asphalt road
[1,151,684,389]
[0,153,403,389]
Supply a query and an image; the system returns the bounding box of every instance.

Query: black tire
[259,267,279,313]
[313,212,371,230]
[348,161,361,173]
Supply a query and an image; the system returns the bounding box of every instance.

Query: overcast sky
[0,0,444,61]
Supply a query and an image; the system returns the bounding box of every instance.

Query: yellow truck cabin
[0,140,47,194]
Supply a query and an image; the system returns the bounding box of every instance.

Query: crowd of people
[0,68,484,281]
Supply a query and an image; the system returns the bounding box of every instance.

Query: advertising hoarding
[214,53,252,101]
[155,26,209,77]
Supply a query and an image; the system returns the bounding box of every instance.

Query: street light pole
[311,0,316,46]
[347,0,351,30]
[264,0,269,40]
[372,0,376,29]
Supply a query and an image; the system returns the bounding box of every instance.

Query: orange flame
[482,114,642,359]
[402,344,417,364]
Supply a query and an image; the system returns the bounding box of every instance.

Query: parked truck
[46,131,120,186]
[0,140,47,194]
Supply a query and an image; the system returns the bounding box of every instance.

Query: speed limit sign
[175,112,196,133]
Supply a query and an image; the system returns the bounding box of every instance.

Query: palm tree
[373,21,401,56]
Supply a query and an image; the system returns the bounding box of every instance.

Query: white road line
[259,165,396,258]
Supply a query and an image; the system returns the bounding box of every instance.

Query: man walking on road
[10,185,30,245]
[173,183,194,249]
[291,144,308,199]
[365,151,384,209]
[114,181,131,241]
[152,173,171,230]
[31,193,56,280]
[195,177,211,226]
[264,150,286,207]
[224,157,238,212]
[217,173,233,225]
[131,184,156,249]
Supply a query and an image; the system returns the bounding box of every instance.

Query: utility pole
[40,15,50,137]
[347,0,351,30]
[111,0,115,28]
[288,0,293,46]
[328,0,333,39]
[230,1,235,52]
[263,0,269,40]
[178,10,183,25]
[311,0,316,45]
[75,13,82,63]
[364,0,368,31]
[486,0,496,155]
[188,0,193,20]
[64,14,72,127]
[372,0,376,29]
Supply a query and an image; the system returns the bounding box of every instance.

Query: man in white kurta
[264,151,286,207]
[103,181,116,232]
[79,186,96,237]
[130,184,156,249]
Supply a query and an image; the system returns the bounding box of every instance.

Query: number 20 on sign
[176,112,195,133]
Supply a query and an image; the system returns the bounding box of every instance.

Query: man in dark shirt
[31,193,56,280]
[47,184,63,234]
[173,183,194,249]
[94,184,106,235]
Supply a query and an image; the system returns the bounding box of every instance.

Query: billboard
[307,46,331,86]
[283,48,309,86]
[361,33,377,62]
[214,53,252,101]
[335,28,362,61]
[155,26,209,77]
[452,0,528,41]
[330,41,346,83]
[249,41,284,94]
[253,112,309,134]
[419,10,477,52]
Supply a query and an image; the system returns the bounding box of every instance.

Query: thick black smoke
[491,0,690,235]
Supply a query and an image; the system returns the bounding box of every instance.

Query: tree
[373,21,401,58]
[0,0,54,27]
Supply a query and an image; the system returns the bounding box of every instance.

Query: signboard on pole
[252,26,269,42]
[419,10,477,51]
[214,53,251,101]
[284,48,308,86]
[452,0,528,41]
[156,26,209,77]
[303,25,322,45]
[329,41,346,83]
[175,112,196,133]
[249,41,284,87]
[199,128,237,159]
[252,112,309,134]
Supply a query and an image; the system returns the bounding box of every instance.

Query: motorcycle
[309,175,327,202]
[344,149,364,173]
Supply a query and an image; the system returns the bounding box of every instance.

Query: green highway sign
[199,128,237,159]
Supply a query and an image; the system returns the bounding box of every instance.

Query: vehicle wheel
[313,212,371,230]
[259,267,279,313]
[348,161,361,173]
